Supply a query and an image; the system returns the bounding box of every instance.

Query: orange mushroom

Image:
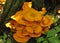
[23,8,43,22]
[39,7,47,15]
[25,24,43,37]
[11,10,35,26]
[40,15,54,27]
[5,2,54,43]
[22,2,32,10]
[16,24,25,31]
[11,11,27,25]
[25,25,42,33]
[29,33,41,37]
[13,33,30,42]
[42,27,49,34]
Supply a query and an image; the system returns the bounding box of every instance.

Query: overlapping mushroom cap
[40,15,54,27]
[5,2,54,43]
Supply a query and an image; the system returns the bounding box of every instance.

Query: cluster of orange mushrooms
[5,2,54,42]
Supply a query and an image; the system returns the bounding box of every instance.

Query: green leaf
[48,37,60,43]
[54,17,58,23]
[6,38,11,43]
[3,33,7,39]
[37,37,44,43]
[0,36,3,39]
[0,39,3,42]
[55,26,60,32]
[0,39,4,43]
[46,30,57,37]
[43,40,48,43]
